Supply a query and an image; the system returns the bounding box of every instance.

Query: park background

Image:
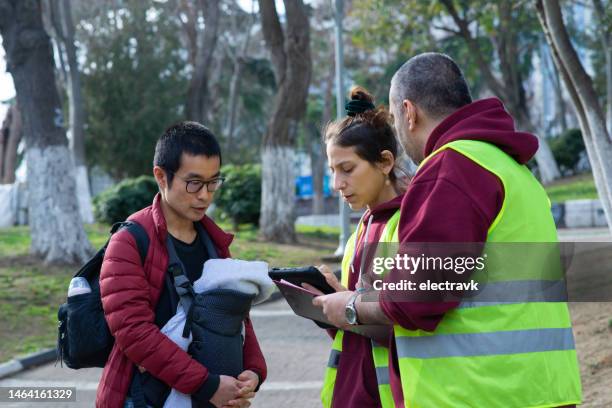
[0,0,611,406]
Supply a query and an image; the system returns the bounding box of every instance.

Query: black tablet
[268,266,336,295]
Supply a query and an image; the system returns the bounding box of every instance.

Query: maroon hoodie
[379,97,540,405]
[331,194,403,408]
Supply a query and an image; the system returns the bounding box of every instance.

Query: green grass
[0,223,109,362]
[0,222,337,363]
[296,224,341,240]
[0,226,31,257]
[545,173,598,203]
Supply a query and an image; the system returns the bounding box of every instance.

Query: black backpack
[57,221,149,369]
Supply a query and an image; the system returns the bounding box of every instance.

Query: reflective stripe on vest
[395,327,575,359]
[320,211,400,408]
[393,139,582,408]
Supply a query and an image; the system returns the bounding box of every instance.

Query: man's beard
[400,134,421,165]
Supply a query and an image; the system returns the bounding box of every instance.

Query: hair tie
[345,99,375,117]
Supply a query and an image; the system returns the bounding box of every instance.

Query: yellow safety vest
[392,140,582,407]
[320,211,401,408]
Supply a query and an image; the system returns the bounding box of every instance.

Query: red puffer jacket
[96,194,267,407]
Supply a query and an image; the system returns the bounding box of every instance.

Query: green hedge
[550,128,585,175]
[214,164,261,228]
[93,176,158,224]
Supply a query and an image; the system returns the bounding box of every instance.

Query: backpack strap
[167,223,219,339]
[166,235,195,338]
[110,221,149,265]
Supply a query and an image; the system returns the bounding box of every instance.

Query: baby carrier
[135,223,255,408]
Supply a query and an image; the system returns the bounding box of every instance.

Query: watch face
[345,306,357,325]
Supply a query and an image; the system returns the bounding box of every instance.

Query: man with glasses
[97,122,266,408]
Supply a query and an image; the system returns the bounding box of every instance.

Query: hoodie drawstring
[349,212,374,285]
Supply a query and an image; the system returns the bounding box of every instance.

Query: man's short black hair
[391,52,472,119]
[153,121,222,185]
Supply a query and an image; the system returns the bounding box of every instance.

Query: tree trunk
[42,0,68,107]
[260,145,297,240]
[536,0,612,231]
[225,56,245,150]
[592,0,612,135]
[185,0,220,123]
[3,103,22,184]
[551,64,568,131]
[311,143,325,215]
[310,124,326,215]
[59,0,85,166]
[205,46,226,128]
[0,0,92,264]
[0,105,9,182]
[44,0,93,223]
[258,0,312,242]
[605,45,612,136]
[59,0,93,223]
[311,57,335,215]
[225,5,255,151]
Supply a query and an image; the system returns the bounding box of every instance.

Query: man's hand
[210,375,241,408]
[312,290,355,329]
[222,370,259,407]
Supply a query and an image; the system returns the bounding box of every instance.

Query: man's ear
[403,99,418,131]
[153,166,167,190]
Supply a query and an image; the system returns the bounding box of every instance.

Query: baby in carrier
[161,257,274,408]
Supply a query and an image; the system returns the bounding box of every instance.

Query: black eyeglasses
[168,171,225,193]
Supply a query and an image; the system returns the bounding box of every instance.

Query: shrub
[214,164,261,228]
[550,128,585,175]
[93,176,158,224]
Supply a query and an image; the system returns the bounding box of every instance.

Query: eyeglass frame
[166,169,226,193]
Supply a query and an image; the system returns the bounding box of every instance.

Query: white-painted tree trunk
[1,0,93,264]
[515,112,561,184]
[27,146,92,263]
[583,106,612,230]
[260,146,296,243]
[534,137,562,184]
[311,140,326,215]
[258,0,311,243]
[75,165,94,223]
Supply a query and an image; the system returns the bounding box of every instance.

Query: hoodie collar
[424,97,539,164]
[362,194,403,222]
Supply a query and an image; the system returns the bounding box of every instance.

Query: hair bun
[345,86,375,117]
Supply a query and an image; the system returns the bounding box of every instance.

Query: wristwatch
[345,289,365,325]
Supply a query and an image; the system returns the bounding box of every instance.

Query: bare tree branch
[439,0,507,99]
[432,24,460,35]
